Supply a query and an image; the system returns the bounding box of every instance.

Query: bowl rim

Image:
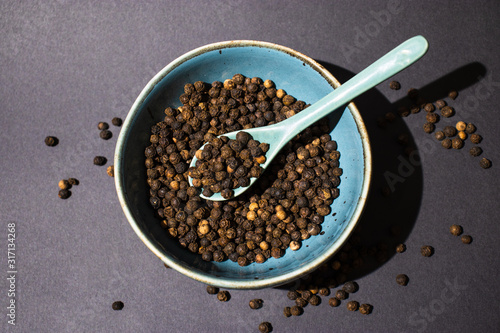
[115,40,372,289]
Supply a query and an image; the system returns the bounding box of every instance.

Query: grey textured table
[1,1,499,332]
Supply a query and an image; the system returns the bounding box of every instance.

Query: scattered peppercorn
[435,100,446,109]
[407,88,419,100]
[249,299,263,309]
[443,126,457,137]
[396,274,409,286]
[397,106,410,117]
[448,90,458,100]
[470,134,482,144]
[58,189,71,199]
[328,297,340,307]
[206,285,219,295]
[290,305,303,316]
[359,303,373,315]
[295,297,308,307]
[98,122,109,130]
[58,179,71,190]
[458,131,467,140]
[452,137,464,149]
[319,287,330,296]
[435,131,445,141]
[423,122,435,133]
[283,306,292,317]
[112,117,123,127]
[396,243,406,253]
[424,103,435,112]
[44,136,59,147]
[441,138,452,149]
[440,106,454,118]
[469,146,482,157]
[450,225,463,236]
[94,156,107,166]
[335,290,348,300]
[258,322,272,333]
[107,165,114,177]
[342,281,359,293]
[100,129,112,140]
[217,290,230,302]
[389,81,401,90]
[421,245,434,257]
[67,178,79,186]
[309,295,320,306]
[287,291,299,300]
[456,121,466,131]
[461,235,472,244]
[426,113,439,123]
[479,158,491,169]
[112,301,124,310]
[410,105,420,114]
[347,300,359,311]
[465,123,476,134]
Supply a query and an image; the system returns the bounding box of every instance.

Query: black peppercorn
[328,297,340,307]
[58,189,71,199]
[290,305,303,316]
[423,122,435,133]
[470,134,482,144]
[249,298,263,309]
[389,81,401,90]
[441,138,452,149]
[335,290,348,300]
[94,156,107,165]
[206,285,219,294]
[461,235,472,244]
[287,291,299,300]
[44,136,59,147]
[448,90,458,100]
[283,306,292,317]
[295,297,308,307]
[309,294,320,306]
[98,122,109,130]
[112,117,123,126]
[100,129,112,140]
[112,301,124,310]
[347,300,359,311]
[450,225,463,236]
[342,281,358,293]
[396,243,406,253]
[434,131,445,141]
[443,126,457,137]
[452,137,464,149]
[396,274,409,286]
[435,100,446,109]
[421,245,434,257]
[440,106,454,118]
[359,303,373,315]
[424,103,435,112]
[217,290,230,302]
[479,158,491,169]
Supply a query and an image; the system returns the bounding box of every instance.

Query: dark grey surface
[1,1,499,332]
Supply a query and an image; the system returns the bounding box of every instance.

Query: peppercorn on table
[1,1,499,332]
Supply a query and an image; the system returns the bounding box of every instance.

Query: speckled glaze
[115,40,372,289]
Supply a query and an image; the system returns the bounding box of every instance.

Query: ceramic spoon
[188,35,428,201]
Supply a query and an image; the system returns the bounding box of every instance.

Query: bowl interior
[116,41,370,289]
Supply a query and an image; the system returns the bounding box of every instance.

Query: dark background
[1,1,499,332]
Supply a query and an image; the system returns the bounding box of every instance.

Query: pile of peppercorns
[189,131,268,199]
[145,74,342,266]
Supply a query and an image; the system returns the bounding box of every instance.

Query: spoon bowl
[190,36,428,201]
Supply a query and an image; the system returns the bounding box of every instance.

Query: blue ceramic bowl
[115,41,372,289]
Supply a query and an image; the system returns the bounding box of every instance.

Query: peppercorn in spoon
[189,35,429,200]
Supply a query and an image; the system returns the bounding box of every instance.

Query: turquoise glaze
[191,36,428,200]
[115,39,423,289]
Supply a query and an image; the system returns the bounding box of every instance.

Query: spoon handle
[278,35,428,140]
